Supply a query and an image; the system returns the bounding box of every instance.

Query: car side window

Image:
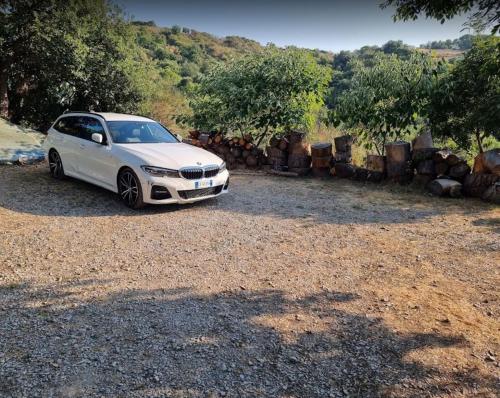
[77,117,107,144]
[53,117,79,137]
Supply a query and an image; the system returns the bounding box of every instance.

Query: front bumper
[138,169,230,204]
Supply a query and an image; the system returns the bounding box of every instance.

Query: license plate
[194,179,213,189]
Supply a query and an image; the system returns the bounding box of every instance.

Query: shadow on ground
[1,281,495,397]
[0,165,492,224]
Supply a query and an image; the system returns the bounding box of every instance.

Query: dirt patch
[0,164,499,397]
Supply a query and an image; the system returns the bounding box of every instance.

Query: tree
[182,47,330,143]
[0,0,154,128]
[333,53,434,155]
[383,0,500,34]
[429,37,500,152]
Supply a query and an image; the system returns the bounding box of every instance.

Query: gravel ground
[0,163,499,398]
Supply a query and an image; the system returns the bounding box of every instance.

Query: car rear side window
[54,116,107,144]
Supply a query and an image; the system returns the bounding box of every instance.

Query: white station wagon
[44,112,229,209]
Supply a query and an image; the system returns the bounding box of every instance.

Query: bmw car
[44,111,229,209]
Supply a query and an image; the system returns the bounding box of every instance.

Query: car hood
[115,143,223,169]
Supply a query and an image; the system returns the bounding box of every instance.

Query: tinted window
[54,116,106,143]
[54,117,80,137]
[78,117,106,143]
[107,121,178,144]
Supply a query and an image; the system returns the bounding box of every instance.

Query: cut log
[385,141,412,181]
[311,142,332,158]
[416,160,436,176]
[366,154,386,172]
[214,134,222,144]
[428,179,463,198]
[230,147,242,158]
[446,153,462,166]
[278,139,288,151]
[242,150,250,159]
[288,154,311,169]
[269,136,280,148]
[311,156,331,168]
[354,167,369,181]
[412,148,439,163]
[199,133,210,146]
[412,131,433,150]
[288,167,310,176]
[335,152,352,163]
[481,182,500,204]
[245,142,253,150]
[289,142,310,156]
[288,130,306,144]
[413,174,433,187]
[367,170,384,183]
[433,150,452,163]
[189,130,200,139]
[334,163,356,178]
[473,149,500,176]
[435,162,449,176]
[266,147,286,159]
[334,135,353,153]
[245,155,258,167]
[463,173,500,197]
[267,157,287,167]
[311,167,330,177]
[449,163,471,179]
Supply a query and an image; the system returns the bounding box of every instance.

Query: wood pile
[186,131,264,170]
[385,141,413,184]
[464,150,500,203]
[265,131,311,176]
[311,142,333,177]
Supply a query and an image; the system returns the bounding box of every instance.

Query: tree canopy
[428,36,500,152]
[383,0,500,34]
[333,53,434,154]
[183,48,331,142]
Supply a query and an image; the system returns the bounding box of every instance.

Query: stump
[463,173,500,197]
[473,149,500,176]
[288,154,311,169]
[435,162,449,176]
[334,135,353,153]
[334,163,356,178]
[289,142,310,156]
[429,179,463,198]
[311,156,332,168]
[366,154,386,173]
[266,147,286,159]
[311,142,332,158]
[412,131,433,150]
[449,163,471,180]
[482,183,500,204]
[385,141,412,182]
[335,152,352,163]
[416,160,436,176]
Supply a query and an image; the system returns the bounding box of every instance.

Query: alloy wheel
[49,151,63,179]
[119,170,139,207]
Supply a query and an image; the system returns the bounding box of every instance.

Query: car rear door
[74,117,117,190]
[50,116,82,175]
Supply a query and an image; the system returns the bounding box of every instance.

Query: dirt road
[0,164,498,397]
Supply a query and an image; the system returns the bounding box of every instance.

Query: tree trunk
[475,130,484,153]
[0,61,9,118]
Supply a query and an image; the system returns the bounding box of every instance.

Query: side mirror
[91,133,103,144]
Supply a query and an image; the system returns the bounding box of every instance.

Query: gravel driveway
[0,164,499,397]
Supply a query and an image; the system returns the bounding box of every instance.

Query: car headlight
[141,165,180,178]
[219,161,226,173]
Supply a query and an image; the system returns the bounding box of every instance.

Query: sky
[116,0,472,52]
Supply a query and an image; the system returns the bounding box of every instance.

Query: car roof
[61,112,155,122]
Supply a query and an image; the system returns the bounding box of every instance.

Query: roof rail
[62,110,105,119]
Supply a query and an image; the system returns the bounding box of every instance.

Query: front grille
[180,168,203,180]
[204,166,220,178]
[178,185,223,200]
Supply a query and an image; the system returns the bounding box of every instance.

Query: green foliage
[182,48,331,140]
[383,0,500,34]
[420,34,478,50]
[333,53,434,154]
[0,0,155,128]
[429,36,500,152]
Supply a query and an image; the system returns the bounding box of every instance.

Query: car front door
[74,117,117,190]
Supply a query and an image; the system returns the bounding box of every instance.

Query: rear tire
[118,168,145,209]
[48,150,65,179]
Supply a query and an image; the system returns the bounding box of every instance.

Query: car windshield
[107,121,179,144]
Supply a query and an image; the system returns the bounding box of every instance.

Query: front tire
[118,168,145,209]
[48,150,65,179]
